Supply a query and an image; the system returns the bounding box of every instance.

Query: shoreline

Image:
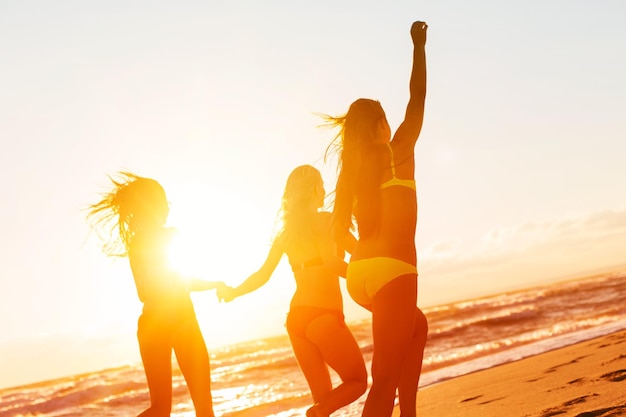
[393,329,626,416]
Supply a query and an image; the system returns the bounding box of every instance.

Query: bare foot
[306,404,327,417]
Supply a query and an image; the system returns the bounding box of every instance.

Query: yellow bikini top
[380,143,416,191]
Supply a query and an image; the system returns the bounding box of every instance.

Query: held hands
[216,285,238,303]
[411,21,428,46]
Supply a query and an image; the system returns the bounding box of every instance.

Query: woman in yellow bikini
[217,165,367,417]
[324,21,429,417]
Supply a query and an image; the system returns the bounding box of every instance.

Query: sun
[167,229,201,278]
[164,183,248,282]
[161,179,295,347]
[163,177,286,282]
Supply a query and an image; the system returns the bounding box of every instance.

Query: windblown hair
[86,172,169,257]
[323,98,387,240]
[278,165,323,254]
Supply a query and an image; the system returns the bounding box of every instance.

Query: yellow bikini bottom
[346,257,417,306]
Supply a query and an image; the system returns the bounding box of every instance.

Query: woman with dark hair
[87,172,222,417]
[218,165,367,417]
[324,21,429,417]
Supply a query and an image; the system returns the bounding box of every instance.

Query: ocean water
[3,270,626,417]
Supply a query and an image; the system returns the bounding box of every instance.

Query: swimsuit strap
[379,143,417,191]
[288,213,326,273]
[291,257,324,273]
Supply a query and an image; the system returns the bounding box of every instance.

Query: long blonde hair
[323,98,387,240]
[87,172,169,257]
[278,165,324,254]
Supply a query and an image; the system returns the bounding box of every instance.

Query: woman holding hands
[218,165,367,417]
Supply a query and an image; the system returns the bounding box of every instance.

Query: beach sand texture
[394,330,626,416]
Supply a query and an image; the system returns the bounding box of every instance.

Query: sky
[1,0,625,389]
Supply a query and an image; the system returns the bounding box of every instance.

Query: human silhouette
[323,21,429,417]
[217,165,367,417]
[87,172,221,417]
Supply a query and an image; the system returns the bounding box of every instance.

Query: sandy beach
[394,329,626,417]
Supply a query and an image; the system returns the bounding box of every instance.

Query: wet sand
[393,329,626,416]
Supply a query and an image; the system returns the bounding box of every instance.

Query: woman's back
[284,212,344,311]
[353,141,418,264]
[129,227,193,317]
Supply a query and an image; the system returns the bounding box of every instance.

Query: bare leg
[362,274,418,417]
[397,307,428,417]
[288,323,333,406]
[289,324,332,417]
[304,313,367,416]
[137,315,173,417]
[173,316,215,417]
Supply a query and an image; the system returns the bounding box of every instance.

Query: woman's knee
[341,361,368,386]
[351,374,368,396]
[372,362,402,381]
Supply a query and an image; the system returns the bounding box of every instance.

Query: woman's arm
[327,212,356,278]
[218,241,284,302]
[393,21,428,151]
[342,231,357,255]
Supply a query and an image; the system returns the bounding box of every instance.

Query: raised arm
[393,21,428,151]
[218,241,284,302]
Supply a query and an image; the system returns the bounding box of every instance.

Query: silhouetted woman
[324,21,429,417]
[217,165,367,417]
[87,172,221,417]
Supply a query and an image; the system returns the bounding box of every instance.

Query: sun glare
[167,229,204,278]
[163,179,292,347]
